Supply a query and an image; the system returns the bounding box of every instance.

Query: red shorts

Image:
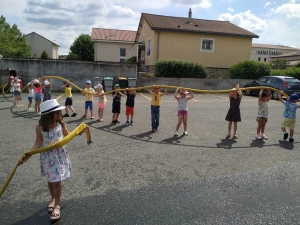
[178,110,188,116]
[126,106,134,115]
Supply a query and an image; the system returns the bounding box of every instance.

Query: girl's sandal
[48,198,55,213]
[50,205,60,220]
[226,134,231,139]
[234,135,238,139]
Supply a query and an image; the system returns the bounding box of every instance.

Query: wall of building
[94,41,134,62]
[0,59,136,90]
[26,33,57,59]
[250,47,299,63]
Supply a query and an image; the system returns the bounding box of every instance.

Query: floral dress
[225,96,241,122]
[40,123,71,182]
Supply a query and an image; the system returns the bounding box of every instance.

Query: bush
[40,50,49,59]
[271,59,288,69]
[271,68,300,79]
[154,59,207,78]
[125,56,137,64]
[228,60,271,79]
[293,61,300,68]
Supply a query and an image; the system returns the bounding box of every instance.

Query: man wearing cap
[81,80,95,119]
[279,92,300,142]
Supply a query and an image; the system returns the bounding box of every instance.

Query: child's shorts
[65,97,73,106]
[256,117,268,123]
[98,102,106,109]
[178,110,188,116]
[13,91,20,96]
[85,101,93,110]
[28,97,33,102]
[34,93,43,101]
[126,106,134,115]
[112,103,121,113]
[281,118,296,129]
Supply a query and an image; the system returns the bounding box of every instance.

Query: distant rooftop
[91,28,136,42]
[26,32,60,46]
[252,43,300,50]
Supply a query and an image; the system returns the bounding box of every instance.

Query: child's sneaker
[130,121,134,125]
[90,116,94,119]
[71,113,77,117]
[115,120,120,123]
[63,114,69,117]
[81,114,87,118]
[289,137,294,142]
[183,131,188,136]
[283,133,289,140]
[261,134,268,140]
[256,135,262,140]
[111,121,116,125]
[125,121,129,125]
[174,131,178,136]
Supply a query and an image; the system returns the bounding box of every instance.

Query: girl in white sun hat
[18,99,87,221]
[94,83,107,122]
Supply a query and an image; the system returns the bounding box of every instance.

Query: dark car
[243,76,300,99]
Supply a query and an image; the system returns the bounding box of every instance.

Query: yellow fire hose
[0,123,92,198]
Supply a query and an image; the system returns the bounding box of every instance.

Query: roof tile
[91,28,136,42]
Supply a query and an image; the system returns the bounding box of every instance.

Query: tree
[0,15,31,58]
[41,50,49,59]
[66,52,79,60]
[271,59,289,70]
[68,34,94,60]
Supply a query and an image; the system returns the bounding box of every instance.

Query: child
[18,76,23,100]
[62,81,77,117]
[124,87,137,125]
[33,79,43,113]
[94,83,107,122]
[81,80,95,119]
[225,84,242,139]
[43,78,52,102]
[13,77,22,107]
[18,99,87,221]
[173,88,194,136]
[147,85,168,132]
[9,76,14,97]
[111,84,124,124]
[279,92,299,142]
[27,82,34,111]
[256,89,271,140]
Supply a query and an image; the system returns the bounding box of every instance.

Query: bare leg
[176,116,183,131]
[227,121,232,135]
[290,129,294,137]
[233,122,238,135]
[182,115,188,131]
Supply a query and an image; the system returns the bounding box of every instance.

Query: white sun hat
[33,79,39,84]
[39,99,65,115]
[94,83,103,89]
[44,80,50,85]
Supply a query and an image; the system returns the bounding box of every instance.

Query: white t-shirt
[178,97,188,111]
[13,83,21,92]
[28,88,34,97]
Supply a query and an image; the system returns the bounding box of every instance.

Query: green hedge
[271,68,300,79]
[154,59,207,78]
[228,60,271,79]
[125,56,137,64]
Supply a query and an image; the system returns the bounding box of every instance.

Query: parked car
[243,76,300,99]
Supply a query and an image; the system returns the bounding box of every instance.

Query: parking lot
[1,92,300,224]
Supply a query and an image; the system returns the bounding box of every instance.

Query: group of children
[225,84,299,142]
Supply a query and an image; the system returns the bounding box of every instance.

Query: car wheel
[272,91,279,100]
[244,89,251,96]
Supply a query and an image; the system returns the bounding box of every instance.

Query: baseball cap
[114,84,120,88]
[86,80,92,84]
[44,80,50,85]
[287,94,299,102]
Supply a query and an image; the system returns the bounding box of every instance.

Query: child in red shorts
[124,87,136,125]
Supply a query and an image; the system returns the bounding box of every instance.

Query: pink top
[34,86,42,94]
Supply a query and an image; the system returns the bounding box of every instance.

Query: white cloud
[274,3,300,18]
[169,0,212,9]
[264,2,271,8]
[219,10,268,34]
[227,7,234,12]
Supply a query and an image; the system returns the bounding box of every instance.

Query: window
[258,57,261,61]
[267,78,278,84]
[257,77,268,84]
[201,38,214,52]
[264,58,267,62]
[146,38,151,56]
[120,48,126,62]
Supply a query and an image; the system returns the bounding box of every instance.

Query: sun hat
[114,84,120,88]
[287,94,299,102]
[94,83,103,89]
[180,89,189,94]
[27,82,32,87]
[9,76,14,79]
[14,77,19,82]
[39,99,66,115]
[44,80,50,85]
[33,79,39,84]
[63,81,67,85]
[86,80,92,84]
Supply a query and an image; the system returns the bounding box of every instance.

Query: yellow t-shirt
[151,92,163,106]
[84,87,95,101]
[65,86,72,98]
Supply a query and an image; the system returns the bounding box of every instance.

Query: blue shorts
[28,97,33,102]
[85,101,93,110]
[13,91,20,96]
[34,93,43,101]
[65,97,73,106]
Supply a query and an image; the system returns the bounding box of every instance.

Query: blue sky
[1,0,299,55]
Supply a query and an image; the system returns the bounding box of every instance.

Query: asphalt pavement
[1,92,300,225]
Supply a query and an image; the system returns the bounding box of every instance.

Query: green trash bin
[127,78,137,87]
[118,77,128,89]
[103,77,113,92]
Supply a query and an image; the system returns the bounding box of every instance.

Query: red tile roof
[140,13,259,38]
[91,28,136,42]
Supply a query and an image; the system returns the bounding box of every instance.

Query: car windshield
[285,78,300,84]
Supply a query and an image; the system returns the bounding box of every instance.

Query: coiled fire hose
[0,123,92,198]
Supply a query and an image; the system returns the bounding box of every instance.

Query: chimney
[188,8,192,23]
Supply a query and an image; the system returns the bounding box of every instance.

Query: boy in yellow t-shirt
[62,80,77,117]
[81,80,95,119]
[147,85,167,132]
